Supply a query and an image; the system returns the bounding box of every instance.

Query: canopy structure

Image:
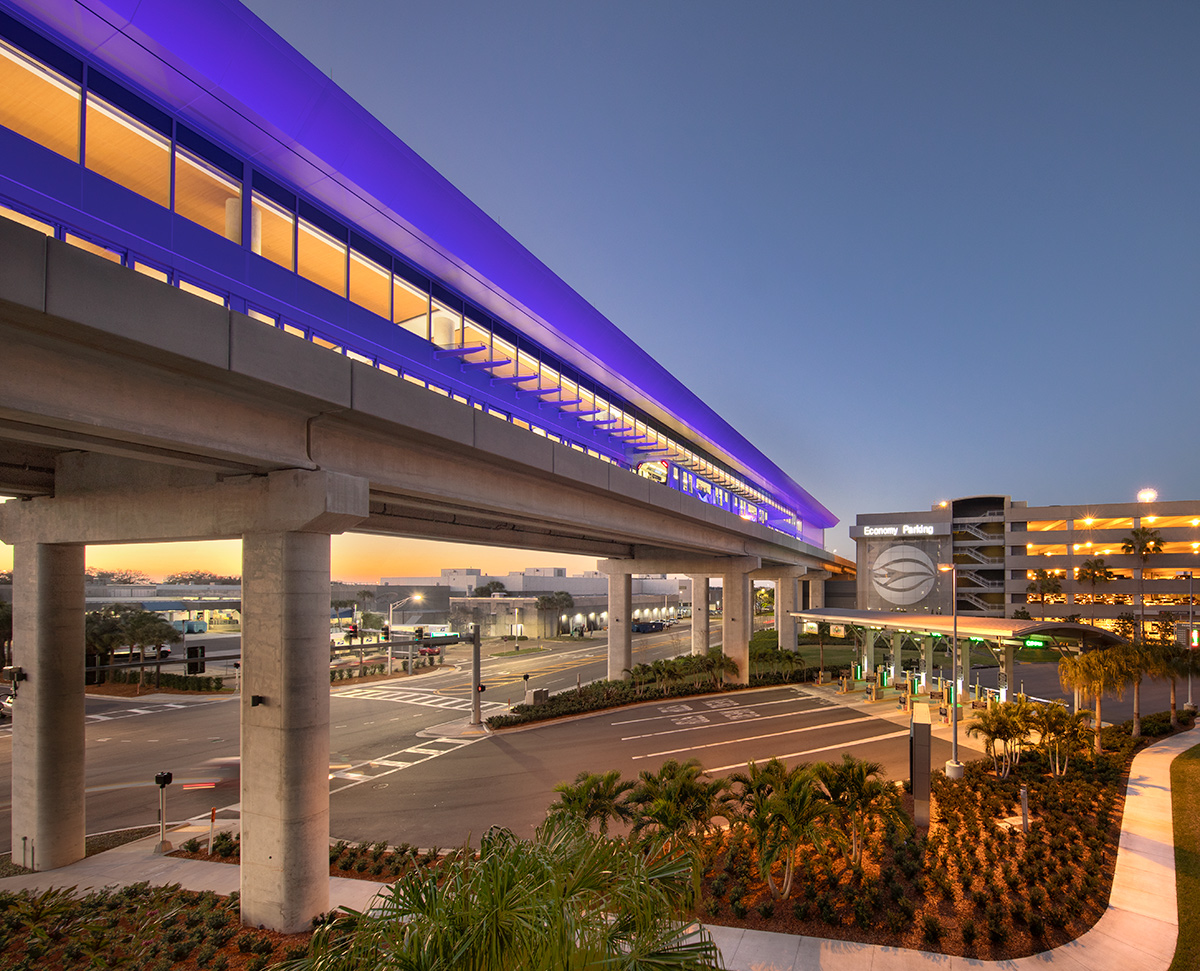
[793,608,1126,653]
[792,608,1127,704]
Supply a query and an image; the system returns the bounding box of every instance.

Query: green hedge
[486,650,813,729]
[103,669,224,692]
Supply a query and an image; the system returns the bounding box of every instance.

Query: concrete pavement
[0,707,1192,970]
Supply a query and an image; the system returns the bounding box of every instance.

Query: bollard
[154,771,174,854]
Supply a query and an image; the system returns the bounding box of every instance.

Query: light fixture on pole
[387,594,423,675]
[937,562,964,780]
[1181,570,1196,713]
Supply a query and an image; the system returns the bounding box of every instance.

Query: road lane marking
[631,714,880,759]
[610,694,832,727]
[330,735,487,793]
[706,730,910,773]
[333,687,503,712]
[621,707,866,742]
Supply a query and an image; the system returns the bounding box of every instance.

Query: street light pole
[387,594,423,676]
[1186,570,1196,712]
[938,561,964,780]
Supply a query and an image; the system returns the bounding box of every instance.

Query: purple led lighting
[3,0,836,529]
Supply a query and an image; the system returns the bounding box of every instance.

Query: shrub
[922,915,944,944]
[961,918,977,947]
[730,899,748,918]
[182,837,201,853]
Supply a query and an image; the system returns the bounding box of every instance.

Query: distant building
[449,592,681,638]
[380,567,683,599]
[854,495,1199,633]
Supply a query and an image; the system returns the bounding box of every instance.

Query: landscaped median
[486,644,814,729]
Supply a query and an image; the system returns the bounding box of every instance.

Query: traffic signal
[477,684,486,693]
[1192,628,1198,649]
[382,625,390,640]
[347,623,358,635]
[414,626,424,640]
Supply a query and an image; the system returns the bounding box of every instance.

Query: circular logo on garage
[871,544,937,606]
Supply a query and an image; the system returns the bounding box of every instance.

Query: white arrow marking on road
[631,714,879,759]
[707,730,910,774]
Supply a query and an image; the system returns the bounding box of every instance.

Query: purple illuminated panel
[5,0,836,530]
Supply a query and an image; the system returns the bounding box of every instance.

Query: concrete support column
[607,572,632,680]
[723,571,751,684]
[776,578,798,651]
[689,576,709,656]
[240,531,333,932]
[891,631,903,686]
[864,630,877,677]
[959,633,972,698]
[743,575,753,644]
[921,635,934,691]
[999,642,1015,702]
[809,579,826,609]
[10,542,86,871]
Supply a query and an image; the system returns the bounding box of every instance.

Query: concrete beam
[596,555,760,576]
[747,566,829,580]
[0,464,368,546]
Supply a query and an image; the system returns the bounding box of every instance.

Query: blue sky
[135,2,1200,572]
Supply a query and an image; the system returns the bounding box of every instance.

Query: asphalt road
[2,628,1186,854]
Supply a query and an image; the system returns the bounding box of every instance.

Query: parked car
[418,644,441,656]
[1,694,13,719]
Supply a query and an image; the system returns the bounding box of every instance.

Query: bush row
[102,669,224,692]
[486,660,811,728]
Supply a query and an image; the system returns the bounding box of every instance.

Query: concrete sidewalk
[0,726,1192,970]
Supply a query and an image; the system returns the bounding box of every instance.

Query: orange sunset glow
[0,532,601,583]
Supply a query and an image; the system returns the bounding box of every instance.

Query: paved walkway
[0,722,1192,970]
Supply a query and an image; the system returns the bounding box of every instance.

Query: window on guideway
[431,298,461,348]
[174,144,242,243]
[393,274,430,340]
[461,314,492,364]
[85,89,171,208]
[0,37,80,162]
[350,248,391,319]
[298,216,348,296]
[251,191,295,271]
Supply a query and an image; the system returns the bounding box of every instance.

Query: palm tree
[1076,558,1114,625]
[547,769,635,835]
[296,818,722,970]
[1028,702,1090,776]
[628,758,728,901]
[1112,642,1161,738]
[1058,649,1127,753]
[965,703,1024,778]
[815,754,906,868]
[1123,526,1164,643]
[1158,641,1200,729]
[725,759,788,891]
[126,610,182,692]
[1026,569,1063,621]
[765,767,831,900]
